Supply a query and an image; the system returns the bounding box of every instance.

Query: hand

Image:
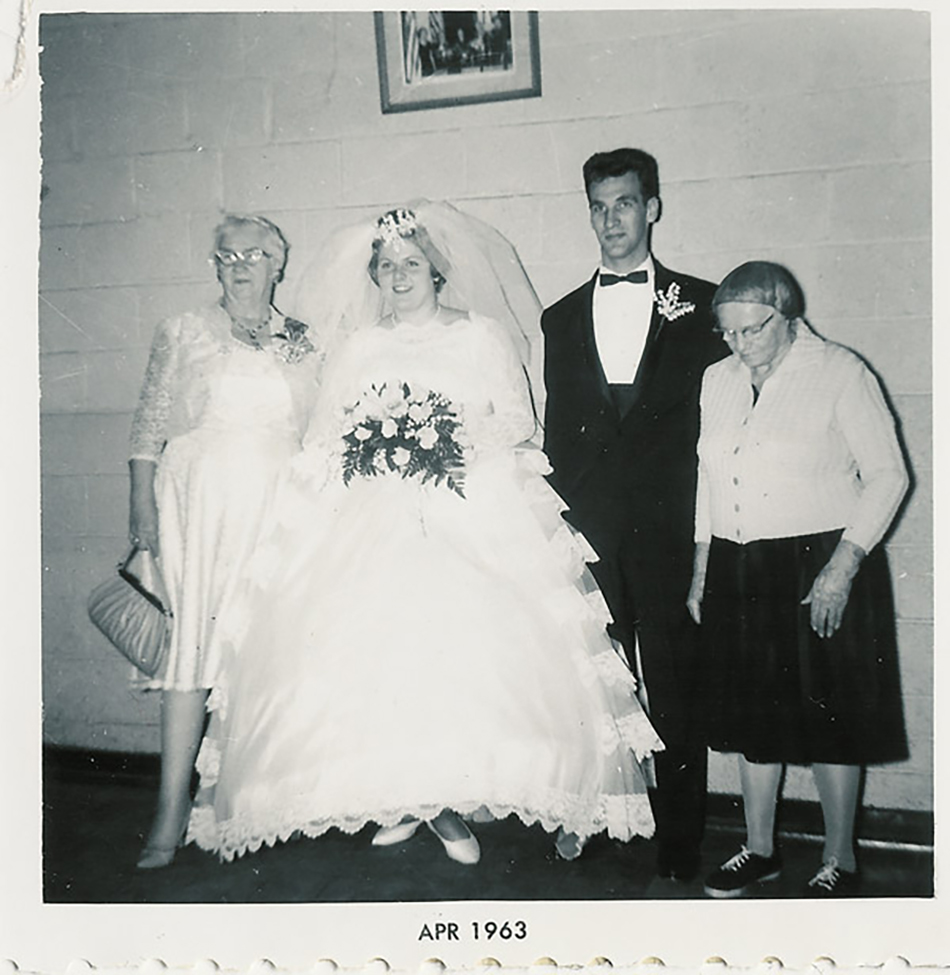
[686,581,704,625]
[608,637,637,690]
[801,539,865,639]
[129,494,160,555]
[686,541,711,625]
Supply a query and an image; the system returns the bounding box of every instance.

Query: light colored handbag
[87,547,173,678]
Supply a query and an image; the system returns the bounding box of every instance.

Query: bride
[188,203,663,865]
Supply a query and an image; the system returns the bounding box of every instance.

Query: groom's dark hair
[583,148,660,202]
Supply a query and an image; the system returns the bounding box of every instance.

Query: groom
[541,147,726,881]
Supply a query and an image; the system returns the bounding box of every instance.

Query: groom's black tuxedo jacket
[542,260,725,706]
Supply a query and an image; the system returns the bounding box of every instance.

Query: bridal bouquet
[341,382,466,497]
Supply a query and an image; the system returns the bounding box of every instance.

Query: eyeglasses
[214,247,272,266]
[713,311,776,342]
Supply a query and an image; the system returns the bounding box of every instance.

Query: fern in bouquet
[341,381,467,498]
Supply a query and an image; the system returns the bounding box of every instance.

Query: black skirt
[702,530,907,765]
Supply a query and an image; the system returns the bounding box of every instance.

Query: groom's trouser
[588,529,708,864]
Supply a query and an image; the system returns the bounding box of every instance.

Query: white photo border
[3,0,946,970]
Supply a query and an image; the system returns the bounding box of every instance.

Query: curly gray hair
[213,214,290,278]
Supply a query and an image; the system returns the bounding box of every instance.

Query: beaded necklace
[228,311,272,350]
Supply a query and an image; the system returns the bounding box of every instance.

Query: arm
[129,459,160,554]
[802,359,909,638]
[541,305,590,485]
[686,541,710,625]
[130,318,176,462]
[688,373,713,623]
[474,317,538,449]
[693,371,714,547]
[540,309,556,454]
[128,318,177,553]
[836,363,909,553]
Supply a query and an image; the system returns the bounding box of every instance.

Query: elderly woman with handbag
[687,261,909,898]
[127,214,320,869]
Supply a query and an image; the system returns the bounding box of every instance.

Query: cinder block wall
[39,10,932,809]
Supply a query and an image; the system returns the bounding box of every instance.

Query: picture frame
[374,10,541,114]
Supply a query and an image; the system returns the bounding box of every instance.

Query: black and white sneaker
[703,846,782,898]
[804,858,860,898]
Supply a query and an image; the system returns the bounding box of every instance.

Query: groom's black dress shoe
[657,848,701,882]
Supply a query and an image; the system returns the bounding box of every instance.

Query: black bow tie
[600,270,648,286]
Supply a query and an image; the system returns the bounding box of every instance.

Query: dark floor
[43,750,934,903]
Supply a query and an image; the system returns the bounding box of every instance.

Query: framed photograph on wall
[375,10,541,113]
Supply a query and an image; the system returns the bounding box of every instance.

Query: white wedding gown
[188,314,662,861]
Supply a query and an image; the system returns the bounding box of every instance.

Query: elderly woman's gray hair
[712,261,806,320]
[213,214,290,277]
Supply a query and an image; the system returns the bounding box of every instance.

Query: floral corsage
[272,317,317,364]
[341,381,467,497]
[655,282,696,322]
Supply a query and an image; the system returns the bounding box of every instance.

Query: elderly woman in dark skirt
[686,261,909,898]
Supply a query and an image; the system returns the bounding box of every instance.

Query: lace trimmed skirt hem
[188,791,657,863]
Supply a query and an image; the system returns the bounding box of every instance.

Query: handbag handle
[118,547,172,617]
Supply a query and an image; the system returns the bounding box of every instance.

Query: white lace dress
[188,314,662,860]
[129,304,321,693]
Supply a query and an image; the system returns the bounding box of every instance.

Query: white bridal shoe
[554,828,587,861]
[427,819,481,865]
[371,818,422,847]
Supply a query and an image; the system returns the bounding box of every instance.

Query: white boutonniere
[655,282,696,322]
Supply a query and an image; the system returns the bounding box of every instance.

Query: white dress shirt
[694,324,909,553]
[592,258,655,383]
